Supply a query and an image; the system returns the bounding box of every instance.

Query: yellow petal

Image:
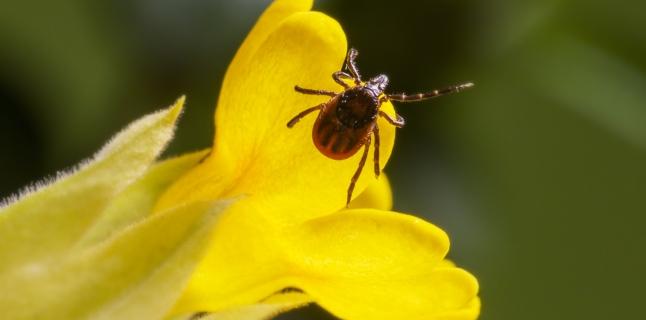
[0,199,231,320]
[169,204,293,315]
[282,209,479,320]
[172,292,311,320]
[302,267,479,320]
[0,97,184,271]
[434,297,481,320]
[437,259,457,268]
[224,0,313,87]
[347,174,393,210]
[286,209,449,277]
[77,150,209,247]
[157,10,399,223]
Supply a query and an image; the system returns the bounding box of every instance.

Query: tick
[287,48,473,207]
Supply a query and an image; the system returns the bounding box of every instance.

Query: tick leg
[345,48,362,84]
[332,71,353,89]
[347,135,371,207]
[287,104,323,128]
[379,110,406,128]
[373,124,381,178]
[387,82,474,102]
[294,85,336,97]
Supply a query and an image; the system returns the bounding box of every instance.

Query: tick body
[313,87,379,160]
[287,48,473,207]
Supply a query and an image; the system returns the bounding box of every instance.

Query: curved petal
[223,0,313,95]
[178,292,311,320]
[285,209,449,277]
[156,11,399,223]
[434,297,481,320]
[302,267,479,320]
[282,209,479,320]
[1,97,184,269]
[77,150,209,247]
[347,174,393,210]
[169,205,291,315]
[1,199,230,320]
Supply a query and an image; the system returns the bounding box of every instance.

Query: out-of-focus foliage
[1,0,644,319]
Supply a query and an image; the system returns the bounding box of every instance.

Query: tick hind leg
[346,135,371,207]
[287,103,324,128]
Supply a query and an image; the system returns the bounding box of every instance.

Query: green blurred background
[1,0,645,319]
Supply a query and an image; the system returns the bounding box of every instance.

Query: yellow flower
[0,0,479,318]
[154,0,480,319]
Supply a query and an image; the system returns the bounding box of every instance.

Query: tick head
[367,74,389,93]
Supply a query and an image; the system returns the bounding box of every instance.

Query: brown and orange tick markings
[287,48,473,207]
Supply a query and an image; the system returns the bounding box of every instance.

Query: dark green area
[1,0,644,319]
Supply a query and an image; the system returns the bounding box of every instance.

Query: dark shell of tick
[313,86,380,160]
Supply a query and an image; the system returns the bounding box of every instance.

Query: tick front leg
[373,124,381,178]
[332,71,353,89]
[287,104,323,128]
[347,135,371,207]
[294,85,337,97]
[378,110,406,128]
[386,82,474,102]
[345,48,362,84]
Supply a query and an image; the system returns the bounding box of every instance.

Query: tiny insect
[287,48,473,207]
